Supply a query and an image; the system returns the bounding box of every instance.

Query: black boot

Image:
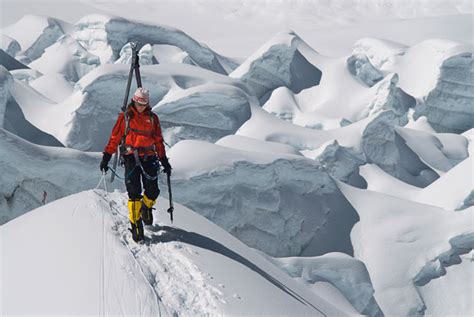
[130,218,144,242]
[141,204,154,226]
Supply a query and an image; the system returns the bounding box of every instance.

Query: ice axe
[166,172,174,223]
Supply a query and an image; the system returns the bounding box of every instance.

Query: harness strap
[122,144,156,154]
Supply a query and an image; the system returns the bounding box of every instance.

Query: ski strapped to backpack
[110,41,140,183]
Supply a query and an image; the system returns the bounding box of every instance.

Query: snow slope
[394,125,469,174]
[360,154,473,211]
[1,15,73,62]
[29,73,74,103]
[336,180,473,316]
[1,65,63,146]
[237,103,372,151]
[359,126,471,210]
[1,189,349,316]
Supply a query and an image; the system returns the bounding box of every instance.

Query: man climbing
[100,87,172,242]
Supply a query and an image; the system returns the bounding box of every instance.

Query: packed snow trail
[94,190,224,316]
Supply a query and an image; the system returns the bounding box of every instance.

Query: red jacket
[104,105,166,158]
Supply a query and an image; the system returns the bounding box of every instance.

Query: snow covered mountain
[1,3,473,316]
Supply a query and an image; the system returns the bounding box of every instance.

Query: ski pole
[166,172,174,223]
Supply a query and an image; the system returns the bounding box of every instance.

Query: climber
[100,87,172,242]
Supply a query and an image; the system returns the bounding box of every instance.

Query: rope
[138,164,159,181]
[95,173,108,192]
[108,165,137,181]
[109,163,158,181]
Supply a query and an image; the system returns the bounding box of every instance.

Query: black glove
[160,156,172,175]
[100,152,112,173]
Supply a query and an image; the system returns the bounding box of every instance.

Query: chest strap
[129,127,154,136]
[122,145,156,153]
[125,113,156,137]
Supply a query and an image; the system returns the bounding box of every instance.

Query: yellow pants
[128,199,142,224]
[142,194,156,209]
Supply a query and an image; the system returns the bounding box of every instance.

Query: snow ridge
[95,191,224,316]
